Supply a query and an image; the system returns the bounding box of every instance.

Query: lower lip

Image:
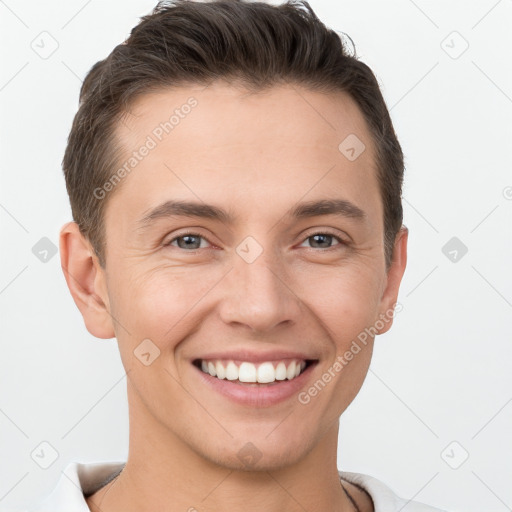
[193,363,317,407]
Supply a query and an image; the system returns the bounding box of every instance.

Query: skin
[60,80,407,512]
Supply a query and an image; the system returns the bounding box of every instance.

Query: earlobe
[375,225,408,335]
[59,222,115,339]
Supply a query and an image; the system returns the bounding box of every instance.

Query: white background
[1,0,511,511]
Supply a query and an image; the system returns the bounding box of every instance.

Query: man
[32,0,447,510]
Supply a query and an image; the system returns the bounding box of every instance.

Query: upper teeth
[200,359,307,383]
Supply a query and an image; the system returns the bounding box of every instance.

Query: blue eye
[165,231,346,252]
[167,233,210,250]
[300,232,344,249]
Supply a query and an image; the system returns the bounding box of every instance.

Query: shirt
[28,461,447,512]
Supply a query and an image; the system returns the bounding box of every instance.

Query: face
[80,81,406,470]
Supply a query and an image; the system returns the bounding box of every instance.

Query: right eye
[164,233,212,251]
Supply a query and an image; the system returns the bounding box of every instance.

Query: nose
[218,247,303,334]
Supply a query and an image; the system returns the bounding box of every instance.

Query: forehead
[106,81,381,230]
[118,81,373,152]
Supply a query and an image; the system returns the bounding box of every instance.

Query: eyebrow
[136,198,366,230]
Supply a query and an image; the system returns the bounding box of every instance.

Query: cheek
[109,267,216,411]
[299,268,380,405]
[303,265,382,344]
[112,265,223,350]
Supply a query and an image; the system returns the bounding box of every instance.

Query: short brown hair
[63,0,404,269]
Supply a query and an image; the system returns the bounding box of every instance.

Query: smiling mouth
[193,358,316,385]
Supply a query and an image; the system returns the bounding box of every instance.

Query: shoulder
[340,471,448,512]
[28,461,125,512]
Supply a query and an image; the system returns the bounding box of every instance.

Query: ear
[375,225,408,335]
[59,222,115,339]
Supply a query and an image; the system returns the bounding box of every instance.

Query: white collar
[30,461,445,512]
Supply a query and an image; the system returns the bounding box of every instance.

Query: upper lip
[192,349,318,364]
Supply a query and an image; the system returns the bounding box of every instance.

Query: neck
[86,385,366,512]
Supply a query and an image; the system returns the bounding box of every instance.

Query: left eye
[299,233,344,249]
[165,232,345,251]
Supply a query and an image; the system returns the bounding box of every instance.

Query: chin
[197,429,317,472]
